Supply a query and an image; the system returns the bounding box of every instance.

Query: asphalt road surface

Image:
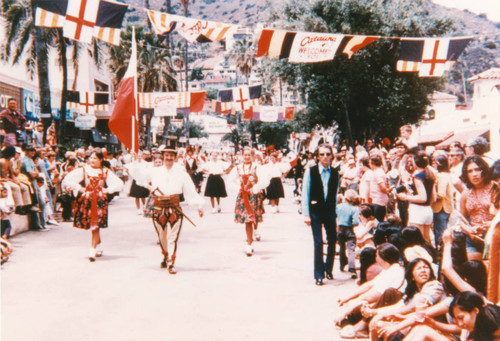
[1,182,359,341]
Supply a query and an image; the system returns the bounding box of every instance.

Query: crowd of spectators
[290,125,500,340]
[0,98,498,340]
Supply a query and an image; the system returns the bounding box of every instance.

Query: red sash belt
[240,175,256,223]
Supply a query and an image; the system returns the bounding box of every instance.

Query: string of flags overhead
[396,37,473,77]
[146,9,237,43]
[256,29,379,62]
[138,91,206,115]
[33,0,128,45]
[33,0,477,77]
[66,90,109,114]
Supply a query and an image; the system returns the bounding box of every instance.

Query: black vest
[309,164,339,214]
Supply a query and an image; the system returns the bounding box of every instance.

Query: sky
[432,0,500,22]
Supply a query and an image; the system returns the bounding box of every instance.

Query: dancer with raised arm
[62,149,123,262]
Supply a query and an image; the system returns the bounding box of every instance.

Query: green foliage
[222,128,249,152]
[108,25,177,92]
[206,89,218,100]
[190,67,204,81]
[189,122,208,138]
[230,38,256,80]
[268,0,455,141]
[255,121,294,149]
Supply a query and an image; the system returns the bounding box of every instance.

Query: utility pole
[183,5,190,141]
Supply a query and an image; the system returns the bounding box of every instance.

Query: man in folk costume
[301,144,340,286]
[146,146,204,274]
[228,147,269,256]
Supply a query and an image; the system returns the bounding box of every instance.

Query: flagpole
[132,26,138,152]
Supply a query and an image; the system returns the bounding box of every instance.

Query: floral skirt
[234,191,264,224]
[73,191,109,230]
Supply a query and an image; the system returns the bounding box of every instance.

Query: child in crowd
[0,184,13,239]
[36,176,58,226]
[336,189,359,278]
[0,185,13,264]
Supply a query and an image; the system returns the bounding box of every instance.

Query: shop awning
[435,128,490,149]
[416,131,454,145]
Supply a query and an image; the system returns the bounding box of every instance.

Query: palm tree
[1,0,104,142]
[108,25,177,92]
[108,25,177,148]
[222,128,249,152]
[1,0,53,125]
[230,38,256,85]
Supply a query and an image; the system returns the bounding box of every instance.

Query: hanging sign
[75,114,96,130]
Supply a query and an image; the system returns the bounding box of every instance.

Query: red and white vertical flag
[109,26,139,152]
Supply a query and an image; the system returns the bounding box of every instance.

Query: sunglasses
[319,153,331,156]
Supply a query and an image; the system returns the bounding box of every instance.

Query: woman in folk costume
[228,147,269,256]
[201,151,231,213]
[126,151,151,215]
[264,152,289,213]
[62,150,123,262]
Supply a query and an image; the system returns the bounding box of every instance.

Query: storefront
[22,89,40,121]
[0,81,22,112]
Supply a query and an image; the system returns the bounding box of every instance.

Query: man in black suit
[301,144,339,286]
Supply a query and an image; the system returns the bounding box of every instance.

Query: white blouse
[62,165,123,194]
[265,161,289,178]
[146,163,204,209]
[227,162,270,194]
[201,160,230,175]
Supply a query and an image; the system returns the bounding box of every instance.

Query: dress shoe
[325,273,334,280]
[160,260,167,268]
[168,265,177,274]
[349,269,357,279]
[315,279,323,286]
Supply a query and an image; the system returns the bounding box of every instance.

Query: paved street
[2,183,357,341]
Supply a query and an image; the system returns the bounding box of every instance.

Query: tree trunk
[164,0,172,49]
[341,101,354,150]
[144,0,152,31]
[183,6,190,140]
[58,30,68,142]
[34,27,52,144]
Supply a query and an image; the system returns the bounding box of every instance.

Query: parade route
[2,184,358,341]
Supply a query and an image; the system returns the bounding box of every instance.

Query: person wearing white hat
[145,146,204,274]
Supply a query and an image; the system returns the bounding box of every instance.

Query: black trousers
[310,209,337,279]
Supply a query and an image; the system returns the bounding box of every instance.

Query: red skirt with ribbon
[73,178,109,230]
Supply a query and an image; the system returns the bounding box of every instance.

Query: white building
[414,68,500,157]
[190,113,231,145]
